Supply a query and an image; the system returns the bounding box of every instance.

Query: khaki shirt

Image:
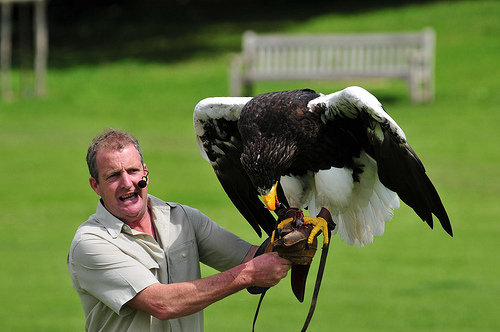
[68,195,252,332]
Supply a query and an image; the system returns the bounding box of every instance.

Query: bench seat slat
[232,28,435,103]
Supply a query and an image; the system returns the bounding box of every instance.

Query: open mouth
[120,193,138,201]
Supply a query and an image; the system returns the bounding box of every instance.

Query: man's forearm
[131,263,252,319]
[127,252,288,320]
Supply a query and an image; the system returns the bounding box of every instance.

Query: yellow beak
[262,182,278,211]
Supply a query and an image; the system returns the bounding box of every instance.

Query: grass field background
[0,1,498,330]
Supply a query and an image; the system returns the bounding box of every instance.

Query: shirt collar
[95,199,126,238]
[94,195,167,239]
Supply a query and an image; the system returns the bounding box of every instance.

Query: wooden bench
[230,28,436,103]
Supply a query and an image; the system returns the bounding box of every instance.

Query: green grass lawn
[0,1,498,330]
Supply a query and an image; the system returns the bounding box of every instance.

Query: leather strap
[252,291,266,332]
[300,233,331,332]
[300,208,335,331]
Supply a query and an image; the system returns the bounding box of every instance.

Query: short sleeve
[178,205,252,271]
[70,235,160,315]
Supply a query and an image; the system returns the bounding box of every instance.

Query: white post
[1,1,13,100]
[34,0,48,96]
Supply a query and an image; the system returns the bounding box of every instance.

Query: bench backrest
[241,28,435,80]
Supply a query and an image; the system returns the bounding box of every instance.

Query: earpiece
[138,170,149,188]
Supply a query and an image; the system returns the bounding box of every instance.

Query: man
[68,129,291,331]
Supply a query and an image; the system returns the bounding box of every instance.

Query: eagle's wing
[308,86,452,237]
[193,97,277,237]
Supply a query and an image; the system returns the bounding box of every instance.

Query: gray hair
[86,128,144,182]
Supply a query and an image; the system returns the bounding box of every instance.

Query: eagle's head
[240,137,297,211]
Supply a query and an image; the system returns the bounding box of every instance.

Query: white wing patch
[193,97,252,137]
[308,86,407,142]
[193,97,251,162]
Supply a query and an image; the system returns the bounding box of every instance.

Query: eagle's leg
[303,208,335,245]
[302,216,329,244]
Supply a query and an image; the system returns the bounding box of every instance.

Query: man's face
[89,144,149,225]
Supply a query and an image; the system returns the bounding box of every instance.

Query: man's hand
[245,252,292,289]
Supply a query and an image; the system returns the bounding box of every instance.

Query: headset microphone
[138,170,149,188]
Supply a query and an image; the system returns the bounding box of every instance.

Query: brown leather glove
[272,221,318,265]
[247,208,321,295]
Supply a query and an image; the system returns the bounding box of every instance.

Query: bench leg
[410,75,422,103]
[410,70,433,103]
[410,75,434,103]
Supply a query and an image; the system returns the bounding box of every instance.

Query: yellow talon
[271,217,294,244]
[303,216,330,245]
[276,217,294,231]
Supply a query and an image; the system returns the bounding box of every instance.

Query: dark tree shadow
[40,0,442,67]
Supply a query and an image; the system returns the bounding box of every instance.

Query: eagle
[193,86,452,289]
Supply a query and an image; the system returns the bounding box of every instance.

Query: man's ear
[89,177,101,196]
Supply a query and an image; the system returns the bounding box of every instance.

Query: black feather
[369,130,452,236]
